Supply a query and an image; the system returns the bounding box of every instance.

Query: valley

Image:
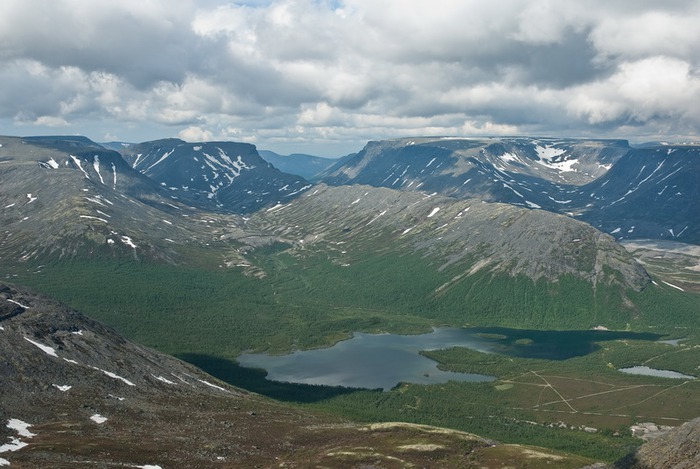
[0,134,698,467]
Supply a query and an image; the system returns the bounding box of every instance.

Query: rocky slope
[322,137,699,244]
[247,184,650,291]
[576,145,700,244]
[120,139,312,213]
[0,135,242,265]
[0,283,597,468]
[615,417,700,468]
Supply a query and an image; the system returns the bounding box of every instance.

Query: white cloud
[0,0,698,155]
[567,57,700,125]
[178,126,214,142]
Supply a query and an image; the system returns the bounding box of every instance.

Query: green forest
[4,246,698,462]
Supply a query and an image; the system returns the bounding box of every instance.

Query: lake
[619,366,695,380]
[237,327,662,391]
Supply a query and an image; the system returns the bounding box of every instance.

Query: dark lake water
[237,327,662,391]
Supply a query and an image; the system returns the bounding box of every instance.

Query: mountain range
[1,133,698,467]
[322,137,699,244]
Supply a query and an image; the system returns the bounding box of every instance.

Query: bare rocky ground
[1,283,596,468]
[615,417,700,469]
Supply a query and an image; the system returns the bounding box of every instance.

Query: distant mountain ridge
[119,139,312,213]
[258,150,338,180]
[322,137,699,244]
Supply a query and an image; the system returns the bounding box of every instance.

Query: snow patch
[152,375,177,385]
[47,158,59,169]
[80,215,109,223]
[93,156,105,184]
[90,414,107,424]
[547,196,572,204]
[92,367,136,386]
[145,149,175,172]
[23,337,58,357]
[135,465,163,469]
[69,155,91,179]
[499,152,518,163]
[525,201,541,209]
[266,203,286,213]
[611,228,622,234]
[0,438,27,454]
[0,457,9,466]
[535,145,566,161]
[26,193,37,203]
[534,145,577,172]
[1,418,36,456]
[7,299,29,309]
[7,420,35,438]
[197,379,229,392]
[503,184,523,198]
[427,207,440,218]
[366,210,387,226]
[454,207,470,219]
[121,236,137,249]
[53,384,72,392]
[662,281,685,292]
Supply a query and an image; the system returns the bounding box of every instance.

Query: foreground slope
[0,283,598,468]
[615,417,700,469]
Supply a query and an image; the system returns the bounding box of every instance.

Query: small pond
[237,327,663,391]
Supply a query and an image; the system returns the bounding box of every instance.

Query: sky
[1,0,699,156]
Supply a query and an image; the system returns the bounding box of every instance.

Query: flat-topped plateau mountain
[119,139,312,213]
[322,137,699,244]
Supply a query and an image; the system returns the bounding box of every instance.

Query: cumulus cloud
[0,0,699,154]
[179,126,214,142]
